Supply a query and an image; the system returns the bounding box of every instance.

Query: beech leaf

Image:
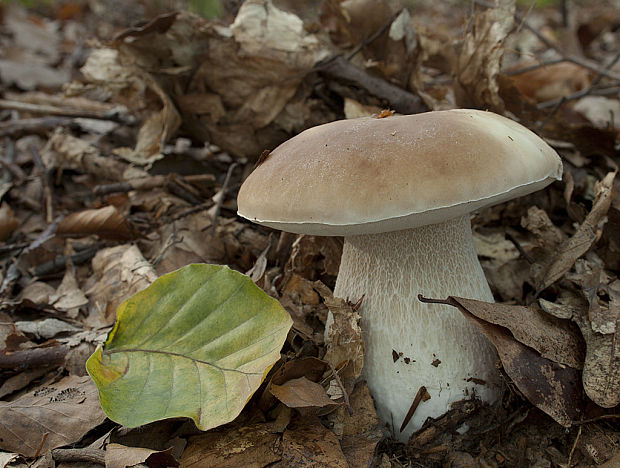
[87,264,292,431]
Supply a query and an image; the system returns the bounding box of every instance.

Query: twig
[400,385,430,433]
[572,414,620,425]
[567,424,582,467]
[0,345,69,370]
[30,146,53,224]
[1,138,16,184]
[52,448,105,464]
[328,362,353,416]
[31,244,99,277]
[318,55,427,114]
[0,241,30,255]
[0,99,133,124]
[210,162,238,236]
[505,232,534,264]
[0,116,74,138]
[34,433,50,459]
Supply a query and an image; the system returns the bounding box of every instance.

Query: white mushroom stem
[333,215,501,441]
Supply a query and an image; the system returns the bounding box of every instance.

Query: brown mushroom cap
[237,109,563,236]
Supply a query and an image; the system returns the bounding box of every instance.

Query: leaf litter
[0,0,619,466]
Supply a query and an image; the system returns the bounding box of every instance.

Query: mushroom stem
[334,215,501,441]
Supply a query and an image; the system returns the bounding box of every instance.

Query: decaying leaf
[57,205,133,240]
[105,444,178,468]
[0,203,19,241]
[0,375,107,457]
[86,244,158,326]
[315,282,364,383]
[421,296,583,426]
[280,416,348,468]
[536,172,616,292]
[270,376,337,409]
[181,424,281,468]
[455,0,515,111]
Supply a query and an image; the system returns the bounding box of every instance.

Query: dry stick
[319,56,427,115]
[400,385,430,433]
[34,433,50,459]
[572,414,620,425]
[0,345,69,370]
[0,116,74,138]
[52,448,106,464]
[1,137,16,184]
[210,162,238,236]
[567,424,582,467]
[0,99,132,124]
[504,231,534,264]
[30,146,53,224]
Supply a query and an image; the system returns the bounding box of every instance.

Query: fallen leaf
[49,264,89,318]
[270,377,337,409]
[0,375,107,457]
[421,296,583,426]
[87,264,292,431]
[278,416,348,468]
[455,0,515,111]
[181,424,281,468]
[57,205,133,240]
[316,282,364,383]
[105,444,178,468]
[437,297,584,369]
[507,62,591,102]
[339,382,383,468]
[15,318,80,340]
[537,172,616,292]
[86,244,157,326]
[0,203,19,241]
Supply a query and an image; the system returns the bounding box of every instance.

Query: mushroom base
[334,216,501,442]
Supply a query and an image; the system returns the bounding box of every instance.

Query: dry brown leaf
[287,234,342,280]
[0,375,107,457]
[507,62,592,102]
[0,203,19,242]
[181,424,281,468]
[440,297,584,369]
[537,172,616,292]
[270,377,337,409]
[454,0,515,112]
[85,244,157,326]
[316,282,364,382]
[57,205,132,240]
[278,416,348,468]
[105,444,178,468]
[424,296,583,426]
[339,382,382,468]
[49,264,89,318]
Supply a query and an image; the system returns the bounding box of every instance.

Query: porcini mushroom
[237,109,563,441]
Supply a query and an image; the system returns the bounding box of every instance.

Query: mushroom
[237,109,563,441]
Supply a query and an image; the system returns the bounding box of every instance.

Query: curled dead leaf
[57,205,133,240]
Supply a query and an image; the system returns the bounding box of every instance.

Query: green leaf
[86,264,292,430]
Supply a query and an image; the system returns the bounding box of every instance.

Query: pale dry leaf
[537,171,616,291]
[57,205,132,240]
[86,244,157,326]
[455,0,515,112]
[15,318,79,340]
[507,62,591,102]
[49,265,89,317]
[0,375,107,457]
[316,282,364,382]
[105,444,178,468]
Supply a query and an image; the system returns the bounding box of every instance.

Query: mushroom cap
[237,109,563,236]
